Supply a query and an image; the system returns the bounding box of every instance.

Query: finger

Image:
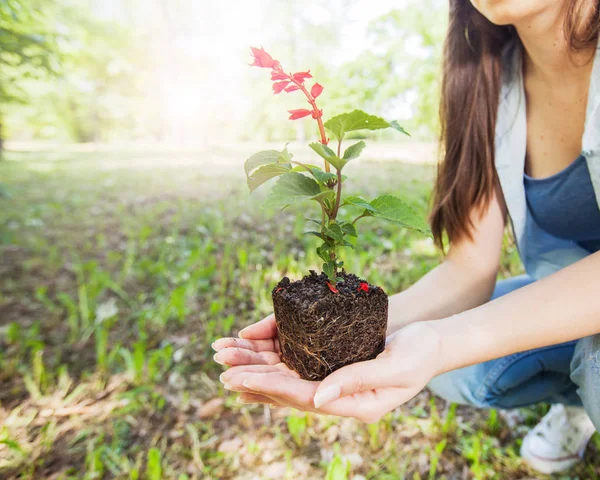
[212,336,279,353]
[237,392,283,407]
[238,314,277,340]
[221,364,296,384]
[212,337,280,353]
[241,373,420,422]
[214,347,280,367]
[324,386,417,423]
[241,373,323,412]
[222,366,284,391]
[224,369,298,393]
[239,372,395,418]
[242,372,319,406]
[313,356,396,408]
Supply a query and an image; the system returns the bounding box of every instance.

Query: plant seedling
[245,47,430,380]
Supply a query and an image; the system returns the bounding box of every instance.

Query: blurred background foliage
[3,1,600,478]
[1,0,447,148]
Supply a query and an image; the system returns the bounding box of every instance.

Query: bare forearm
[388,258,497,335]
[430,251,600,374]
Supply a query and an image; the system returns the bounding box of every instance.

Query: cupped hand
[212,313,296,406]
[216,321,443,423]
[212,313,282,367]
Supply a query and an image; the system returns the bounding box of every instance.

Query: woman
[213,0,600,474]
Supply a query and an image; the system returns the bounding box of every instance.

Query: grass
[0,145,598,479]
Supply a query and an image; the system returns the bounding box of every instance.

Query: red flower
[357,282,369,292]
[326,281,339,294]
[272,81,290,94]
[270,70,289,81]
[250,46,280,69]
[288,109,312,120]
[284,84,300,93]
[311,83,323,99]
[292,71,312,83]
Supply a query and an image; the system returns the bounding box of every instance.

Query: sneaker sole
[520,440,582,474]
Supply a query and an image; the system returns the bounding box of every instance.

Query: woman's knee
[570,335,600,430]
[428,365,492,408]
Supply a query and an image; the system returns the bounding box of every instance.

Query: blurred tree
[336,0,447,138]
[244,0,447,142]
[4,1,153,144]
[0,0,60,150]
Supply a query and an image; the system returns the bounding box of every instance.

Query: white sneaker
[520,405,596,474]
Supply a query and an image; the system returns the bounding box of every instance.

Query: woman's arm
[431,249,600,374]
[387,191,506,334]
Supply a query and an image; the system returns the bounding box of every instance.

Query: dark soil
[272,271,388,381]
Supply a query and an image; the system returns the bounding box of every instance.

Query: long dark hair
[430,0,600,249]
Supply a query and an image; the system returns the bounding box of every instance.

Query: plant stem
[331,169,343,220]
[289,77,330,173]
[352,213,368,225]
[337,139,342,158]
[290,160,313,174]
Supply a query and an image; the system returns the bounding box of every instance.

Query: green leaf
[244,150,280,176]
[325,454,350,480]
[313,189,336,205]
[278,145,294,162]
[245,147,294,191]
[247,163,291,192]
[309,142,344,170]
[339,222,357,237]
[343,196,377,212]
[291,164,320,173]
[293,165,345,185]
[342,141,366,162]
[316,243,331,263]
[323,223,345,242]
[146,448,162,480]
[265,172,321,209]
[245,147,293,176]
[389,120,410,136]
[368,195,431,236]
[304,231,324,240]
[340,239,356,250]
[324,109,409,140]
[323,262,336,281]
[308,167,337,184]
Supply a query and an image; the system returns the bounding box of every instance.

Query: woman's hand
[212,313,282,367]
[212,313,298,406]
[216,321,443,423]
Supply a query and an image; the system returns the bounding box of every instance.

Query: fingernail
[236,397,251,404]
[242,379,254,389]
[238,329,246,339]
[314,384,341,408]
[219,373,226,383]
[223,383,233,390]
[213,353,224,365]
[211,341,217,351]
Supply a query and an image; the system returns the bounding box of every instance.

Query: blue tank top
[524,155,600,253]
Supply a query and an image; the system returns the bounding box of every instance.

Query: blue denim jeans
[428,275,600,431]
